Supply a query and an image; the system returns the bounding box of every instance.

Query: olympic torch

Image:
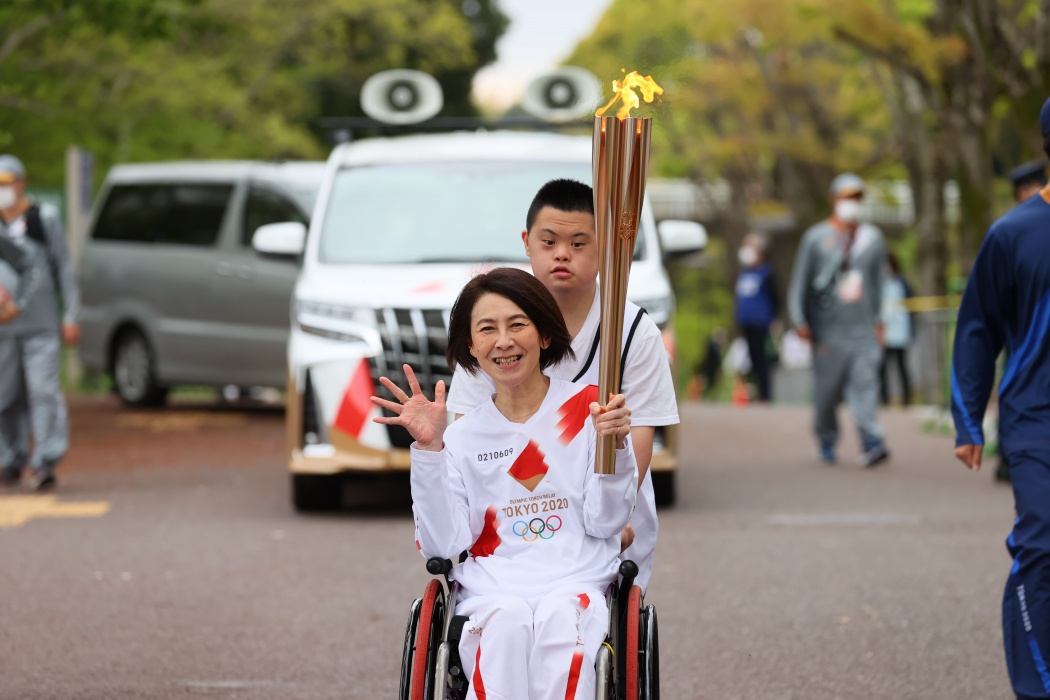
[593,71,662,474]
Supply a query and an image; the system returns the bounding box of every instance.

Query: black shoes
[859,443,890,468]
[27,469,56,492]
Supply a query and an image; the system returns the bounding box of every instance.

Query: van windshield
[318,161,644,264]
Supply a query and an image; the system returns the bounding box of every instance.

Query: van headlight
[296,300,378,345]
[633,297,673,330]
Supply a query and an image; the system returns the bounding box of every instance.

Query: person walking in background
[993,159,1049,483]
[787,173,889,467]
[951,97,1050,700]
[734,233,778,402]
[879,252,914,406]
[1008,158,1049,203]
[0,155,79,491]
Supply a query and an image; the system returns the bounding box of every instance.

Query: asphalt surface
[0,395,1015,699]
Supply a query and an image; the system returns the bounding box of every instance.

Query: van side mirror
[658,220,707,256]
[252,222,306,257]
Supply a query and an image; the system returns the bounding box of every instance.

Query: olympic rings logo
[512,515,562,542]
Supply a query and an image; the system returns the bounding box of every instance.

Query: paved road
[0,396,1015,699]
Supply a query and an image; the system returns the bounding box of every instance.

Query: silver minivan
[78,161,325,405]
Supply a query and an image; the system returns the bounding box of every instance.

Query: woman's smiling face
[469,292,548,389]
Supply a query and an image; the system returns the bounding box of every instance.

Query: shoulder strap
[571,325,602,383]
[571,306,650,384]
[619,307,648,379]
[24,205,46,246]
[23,204,59,285]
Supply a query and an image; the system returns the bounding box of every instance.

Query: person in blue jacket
[951,96,1050,700]
[734,233,778,402]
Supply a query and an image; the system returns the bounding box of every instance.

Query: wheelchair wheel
[624,585,642,699]
[399,579,446,700]
[640,604,659,700]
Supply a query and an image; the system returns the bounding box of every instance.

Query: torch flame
[596,70,664,120]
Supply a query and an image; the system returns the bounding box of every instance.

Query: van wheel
[113,329,168,407]
[651,471,676,507]
[292,474,343,512]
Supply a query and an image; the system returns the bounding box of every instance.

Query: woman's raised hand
[370,364,447,451]
[590,393,632,449]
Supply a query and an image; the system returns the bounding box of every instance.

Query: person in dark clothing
[734,233,778,402]
[951,96,1050,700]
[994,158,1049,483]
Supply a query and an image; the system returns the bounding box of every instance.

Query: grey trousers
[811,336,885,449]
[0,332,69,473]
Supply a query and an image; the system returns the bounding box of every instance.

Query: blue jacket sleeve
[951,231,1011,447]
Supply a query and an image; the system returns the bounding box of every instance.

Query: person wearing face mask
[0,155,80,491]
[733,233,778,402]
[787,173,889,467]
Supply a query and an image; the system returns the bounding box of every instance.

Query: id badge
[837,269,864,304]
[6,217,26,243]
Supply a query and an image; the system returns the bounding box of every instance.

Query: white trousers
[456,585,607,700]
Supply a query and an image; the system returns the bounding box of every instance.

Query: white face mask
[834,199,862,224]
[738,246,759,267]
[0,186,16,210]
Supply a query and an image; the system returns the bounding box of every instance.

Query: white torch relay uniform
[447,292,678,592]
[412,378,638,700]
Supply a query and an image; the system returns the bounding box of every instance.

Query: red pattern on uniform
[563,650,585,699]
[473,646,487,699]
[333,359,376,438]
[556,385,599,445]
[470,505,501,558]
[577,593,590,610]
[507,440,549,491]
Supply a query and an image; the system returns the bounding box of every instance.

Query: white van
[78,161,325,404]
[254,131,705,510]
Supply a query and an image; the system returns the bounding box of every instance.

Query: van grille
[368,307,452,448]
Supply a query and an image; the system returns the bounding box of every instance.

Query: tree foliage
[570,0,1050,295]
[0,0,507,187]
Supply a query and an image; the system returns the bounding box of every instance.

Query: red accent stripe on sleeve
[563,650,585,700]
[473,645,487,699]
[469,505,502,558]
[556,385,599,445]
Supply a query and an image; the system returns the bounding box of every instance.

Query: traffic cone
[732,376,750,406]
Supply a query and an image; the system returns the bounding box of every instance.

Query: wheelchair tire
[641,605,659,700]
[624,585,642,699]
[399,598,423,700]
[411,579,445,700]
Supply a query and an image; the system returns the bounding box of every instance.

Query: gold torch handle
[592,115,652,473]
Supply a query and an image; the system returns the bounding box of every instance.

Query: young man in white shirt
[446,178,679,592]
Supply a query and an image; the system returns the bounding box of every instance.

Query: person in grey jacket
[787,173,890,467]
[0,155,80,491]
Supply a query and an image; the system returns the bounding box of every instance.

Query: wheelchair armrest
[426,557,454,575]
[618,559,638,593]
[426,551,469,576]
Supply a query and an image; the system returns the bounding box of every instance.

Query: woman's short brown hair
[446,267,575,375]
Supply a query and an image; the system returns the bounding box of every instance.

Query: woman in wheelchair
[372,268,638,700]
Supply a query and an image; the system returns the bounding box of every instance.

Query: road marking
[765,512,921,526]
[116,412,247,433]
[0,495,111,528]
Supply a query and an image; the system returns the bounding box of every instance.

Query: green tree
[0,0,507,188]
